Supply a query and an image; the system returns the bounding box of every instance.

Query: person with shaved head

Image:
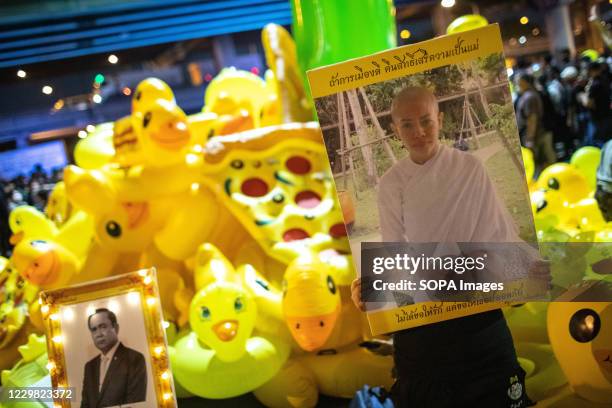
[351,86,542,407]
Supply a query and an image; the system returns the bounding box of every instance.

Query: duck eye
[135,91,142,101]
[548,178,560,190]
[569,308,601,343]
[536,199,548,213]
[143,112,152,128]
[105,221,122,238]
[255,278,269,291]
[327,275,336,294]
[234,297,244,312]
[200,306,211,321]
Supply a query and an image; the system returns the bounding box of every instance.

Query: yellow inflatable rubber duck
[255,246,392,407]
[8,205,93,289]
[9,206,57,246]
[132,77,175,114]
[536,163,591,204]
[170,244,289,399]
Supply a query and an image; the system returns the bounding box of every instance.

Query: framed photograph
[40,269,176,408]
[308,24,545,335]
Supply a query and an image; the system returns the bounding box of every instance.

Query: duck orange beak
[23,250,60,286]
[212,320,239,342]
[149,120,190,150]
[9,231,23,245]
[286,304,340,351]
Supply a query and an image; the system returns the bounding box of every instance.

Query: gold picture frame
[40,268,177,408]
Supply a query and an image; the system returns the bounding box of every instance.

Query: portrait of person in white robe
[377,86,520,245]
[350,86,550,408]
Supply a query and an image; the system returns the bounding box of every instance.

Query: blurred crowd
[512,49,612,174]
[0,165,62,256]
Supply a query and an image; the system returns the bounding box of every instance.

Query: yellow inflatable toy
[0,257,41,370]
[203,67,271,129]
[446,14,489,35]
[282,251,344,352]
[530,189,571,232]
[132,77,175,114]
[73,122,115,169]
[261,24,313,124]
[63,165,247,261]
[201,122,350,268]
[567,198,607,231]
[571,146,601,190]
[9,206,57,245]
[536,163,591,204]
[8,206,93,289]
[44,182,73,227]
[170,244,290,399]
[548,300,612,404]
[122,98,194,168]
[521,146,535,187]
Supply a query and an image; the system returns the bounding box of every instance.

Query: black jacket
[80,342,147,408]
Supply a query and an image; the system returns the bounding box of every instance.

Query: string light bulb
[17,70,26,78]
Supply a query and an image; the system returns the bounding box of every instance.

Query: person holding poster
[351,86,547,407]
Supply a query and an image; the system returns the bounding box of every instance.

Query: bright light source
[94,74,105,84]
[146,297,156,306]
[400,29,411,39]
[506,68,514,77]
[17,70,26,78]
[128,291,140,305]
[520,16,529,25]
[519,36,527,45]
[532,63,541,71]
[532,27,540,36]
[250,66,260,75]
[86,124,95,132]
[53,99,64,110]
[42,85,53,95]
[441,0,455,8]
[122,87,132,96]
[63,307,74,321]
[108,54,118,64]
[92,94,102,104]
[78,130,87,139]
[204,73,213,82]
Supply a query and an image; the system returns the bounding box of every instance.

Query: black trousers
[390,310,531,408]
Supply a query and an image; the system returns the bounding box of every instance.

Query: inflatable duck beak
[23,250,60,286]
[149,120,190,150]
[286,304,340,352]
[212,320,238,342]
[9,231,23,245]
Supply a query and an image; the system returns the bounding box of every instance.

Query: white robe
[377,144,534,283]
[377,144,520,243]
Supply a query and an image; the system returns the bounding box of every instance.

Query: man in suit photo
[81,308,147,408]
